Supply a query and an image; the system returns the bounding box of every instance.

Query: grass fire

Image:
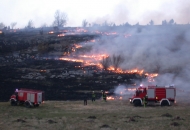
[1,1,190,129]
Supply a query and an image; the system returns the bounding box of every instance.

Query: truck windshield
[136,89,143,96]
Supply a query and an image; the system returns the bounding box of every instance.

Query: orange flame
[59,54,158,82]
[58,34,65,37]
[145,73,158,82]
[59,57,83,62]
[74,44,82,48]
[75,28,88,33]
[107,96,123,100]
[48,31,54,34]
[107,67,144,75]
[107,96,115,100]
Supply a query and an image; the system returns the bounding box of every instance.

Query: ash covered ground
[0,25,190,101]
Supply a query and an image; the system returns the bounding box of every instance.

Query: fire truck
[129,86,176,106]
[10,88,44,108]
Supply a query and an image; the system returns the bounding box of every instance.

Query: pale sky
[0,0,190,28]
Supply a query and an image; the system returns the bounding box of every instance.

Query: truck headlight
[129,99,132,102]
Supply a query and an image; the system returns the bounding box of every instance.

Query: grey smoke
[82,26,190,94]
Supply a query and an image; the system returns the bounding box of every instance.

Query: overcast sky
[0,0,190,28]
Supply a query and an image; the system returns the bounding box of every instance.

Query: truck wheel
[134,100,141,107]
[25,101,31,108]
[11,99,17,106]
[161,100,169,106]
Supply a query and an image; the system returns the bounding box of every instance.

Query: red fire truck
[129,86,176,106]
[10,88,44,107]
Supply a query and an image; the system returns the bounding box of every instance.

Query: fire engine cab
[129,86,176,106]
[10,88,44,108]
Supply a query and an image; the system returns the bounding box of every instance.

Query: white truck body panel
[27,93,35,102]
[147,89,155,98]
[37,93,42,102]
[166,89,175,99]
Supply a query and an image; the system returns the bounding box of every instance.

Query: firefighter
[143,96,146,107]
[84,93,88,105]
[14,92,18,100]
[92,91,96,102]
[143,95,148,107]
[145,95,148,103]
[14,89,18,101]
[102,91,107,102]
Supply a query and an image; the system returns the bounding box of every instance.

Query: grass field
[0,97,190,130]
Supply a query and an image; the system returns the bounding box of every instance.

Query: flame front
[58,34,65,37]
[48,31,54,34]
[54,28,158,82]
[145,73,158,82]
[59,52,158,82]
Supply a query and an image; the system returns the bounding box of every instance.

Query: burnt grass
[0,30,145,102]
[0,61,142,101]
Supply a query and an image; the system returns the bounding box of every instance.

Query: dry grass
[0,99,190,130]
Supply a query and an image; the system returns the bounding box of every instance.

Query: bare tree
[162,20,167,25]
[102,21,108,26]
[53,10,67,27]
[102,21,115,26]
[100,56,111,71]
[10,22,17,29]
[169,19,174,25]
[123,22,131,27]
[92,23,100,27]
[108,22,115,26]
[0,22,5,29]
[149,20,154,25]
[27,20,34,28]
[135,22,139,26]
[111,54,124,71]
[82,19,88,27]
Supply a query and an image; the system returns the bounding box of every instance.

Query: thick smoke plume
[82,25,190,95]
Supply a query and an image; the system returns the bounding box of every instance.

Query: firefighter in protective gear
[92,91,96,102]
[84,93,88,105]
[102,91,107,102]
[143,95,148,107]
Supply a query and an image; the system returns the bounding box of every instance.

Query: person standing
[102,91,107,102]
[143,95,148,107]
[84,93,88,105]
[145,95,148,105]
[143,96,146,107]
[92,91,96,102]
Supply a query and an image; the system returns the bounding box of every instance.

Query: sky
[0,0,190,28]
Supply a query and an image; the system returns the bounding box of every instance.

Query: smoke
[114,85,126,95]
[113,85,136,100]
[1,0,190,28]
[114,85,133,95]
[81,25,190,95]
[88,0,190,26]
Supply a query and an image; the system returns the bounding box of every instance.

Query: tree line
[0,9,188,30]
[0,10,68,30]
